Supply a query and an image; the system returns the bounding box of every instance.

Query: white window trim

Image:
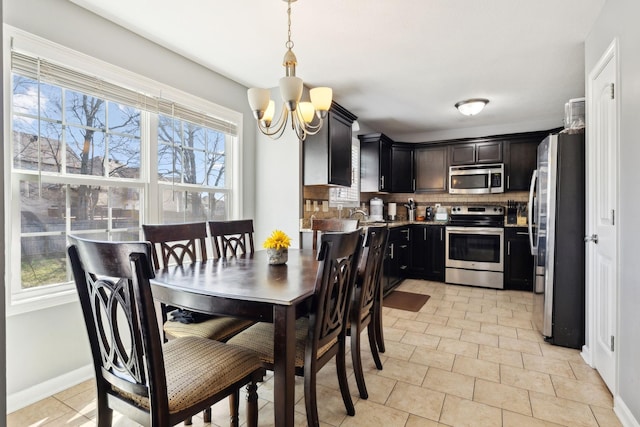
[4,25,243,315]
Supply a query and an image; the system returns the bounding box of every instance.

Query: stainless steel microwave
[449,163,505,194]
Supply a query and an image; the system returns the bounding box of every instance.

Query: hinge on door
[611,335,615,352]
[610,83,615,100]
[612,209,615,226]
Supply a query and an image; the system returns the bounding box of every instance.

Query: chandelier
[247,0,332,141]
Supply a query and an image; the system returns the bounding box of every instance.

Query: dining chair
[228,229,364,427]
[142,222,254,343]
[310,218,359,251]
[208,219,255,258]
[349,225,389,399]
[67,236,265,427]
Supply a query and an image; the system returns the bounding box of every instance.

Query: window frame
[4,26,243,315]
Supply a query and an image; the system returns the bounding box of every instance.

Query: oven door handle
[528,169,538,255]
[446,226,504,235]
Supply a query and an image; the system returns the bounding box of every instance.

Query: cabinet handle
[389,243,394,259]
[413,179,416,191]
[381,176,385,189]
[516,232,528,236]
[424,228,426,240]
[507,241,511,256]
[507,175,510,189]
[440,228,443,241]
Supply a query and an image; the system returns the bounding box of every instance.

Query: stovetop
[448,205,504,227]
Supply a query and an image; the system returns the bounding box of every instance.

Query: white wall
[3,0,257,410]
[585,0,640,423]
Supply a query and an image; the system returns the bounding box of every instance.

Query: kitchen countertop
[300,219,448,232]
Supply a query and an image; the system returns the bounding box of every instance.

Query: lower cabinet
[383,226,410,295]
[504,227,534,291]
[408,224,445,282]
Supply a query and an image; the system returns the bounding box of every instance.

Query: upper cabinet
[503,136,545,191]
[359,133,394,192]
[304,102,357,187]
[449,141,503,165]
[391,145,415,193]
[414,145,448,193]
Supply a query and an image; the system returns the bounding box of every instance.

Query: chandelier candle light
[247,0,333,141]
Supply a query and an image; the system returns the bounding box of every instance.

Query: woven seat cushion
[164,316,255,341]
[227,318,336,368]
[117,336,262,414]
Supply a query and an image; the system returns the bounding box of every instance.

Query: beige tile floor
[8,280,623,426]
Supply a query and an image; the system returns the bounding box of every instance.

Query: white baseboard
[7,364,93,414]
[581,344,593,366]
[615,395,640,427]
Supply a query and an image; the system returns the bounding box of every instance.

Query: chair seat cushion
[118,336,262,414]
[227,318,336,368]
[164,316,254,341]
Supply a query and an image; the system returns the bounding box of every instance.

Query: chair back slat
[67,236,168,411]
[142,222,208,269]
[355,226,390,319]
[311,229,363,352]
[311,219,359,251]
[209,220,255,258]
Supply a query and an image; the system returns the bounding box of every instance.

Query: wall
[585,0,640,423]
[1,0,7,421]
[3,0,257,411]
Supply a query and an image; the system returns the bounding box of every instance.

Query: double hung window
[6,33,241,311]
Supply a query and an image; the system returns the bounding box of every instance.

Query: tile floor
[8,280,623,426]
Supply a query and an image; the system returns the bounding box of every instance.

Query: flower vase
[267,248,288,265]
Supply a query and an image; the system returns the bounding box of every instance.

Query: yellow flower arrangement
[263,229,291,250]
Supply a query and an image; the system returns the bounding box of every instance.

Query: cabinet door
[327,113,352,186]
[391,145,414,192]
[379,140,393,192]
[415,146,448,192]
[449,143,476,165]
[504,139,538,191]
[409,226,428,277]
[476,141,503,164]
[504,228,534,290]
[425,225,445,281]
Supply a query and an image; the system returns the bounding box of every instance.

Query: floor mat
[383,291,430,312]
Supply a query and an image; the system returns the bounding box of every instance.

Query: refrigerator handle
[528,169,538,255]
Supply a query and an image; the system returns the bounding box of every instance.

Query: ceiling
[70,0,605,142]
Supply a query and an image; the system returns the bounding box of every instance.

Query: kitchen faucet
[349,209,369,221]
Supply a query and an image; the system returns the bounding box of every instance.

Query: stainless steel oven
[445,206,505,289]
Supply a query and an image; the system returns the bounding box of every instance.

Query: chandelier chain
[285,1,294,50]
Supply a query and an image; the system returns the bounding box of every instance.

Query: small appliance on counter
[369,197,384,221]
[425,206,434,221]
[387,202,397,221]
[434,205,448,221]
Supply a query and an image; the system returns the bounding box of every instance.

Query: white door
[587,41,618,393]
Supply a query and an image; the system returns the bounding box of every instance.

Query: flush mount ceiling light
[247,0,332,141]
[455,98,489,116]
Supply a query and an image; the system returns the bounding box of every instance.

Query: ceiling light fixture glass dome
[455,98,489,116]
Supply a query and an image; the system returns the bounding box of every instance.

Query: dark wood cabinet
[449,141,502,165]
[503,138,541,191]
[409,225,445,281]
[504,227,534,291]
[383,226,409,294]
[391,145,415,192]
[415,146,448,193]
[304,102,357,187]
[359,133,393,192]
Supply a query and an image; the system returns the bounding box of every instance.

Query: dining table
[149,249,319,427]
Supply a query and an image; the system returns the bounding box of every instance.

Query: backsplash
[301,186,529,226]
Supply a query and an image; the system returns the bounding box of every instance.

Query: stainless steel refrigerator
[527,130,585,349]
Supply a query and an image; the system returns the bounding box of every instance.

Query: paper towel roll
[388,203,397,216]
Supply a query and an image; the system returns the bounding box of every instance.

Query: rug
[383,291,430,312]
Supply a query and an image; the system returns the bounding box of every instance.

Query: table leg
[273,305,296,427]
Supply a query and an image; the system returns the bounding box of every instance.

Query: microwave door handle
[528,169,538,255]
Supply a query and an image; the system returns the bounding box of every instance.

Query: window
[6,32,241,312]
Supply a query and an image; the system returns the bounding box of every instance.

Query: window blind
[11,51,238,135]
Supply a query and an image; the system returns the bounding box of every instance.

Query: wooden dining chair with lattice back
[228,229,364,427]
[67,236,265,427]
[208,219,255,258]
[310,218,359,251]
[349,225,389,399]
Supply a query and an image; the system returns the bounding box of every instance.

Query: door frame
[583,37,620,394]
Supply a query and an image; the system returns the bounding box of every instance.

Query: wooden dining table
[149,249,319,427]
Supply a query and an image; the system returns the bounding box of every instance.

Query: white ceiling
[70,0,605,142]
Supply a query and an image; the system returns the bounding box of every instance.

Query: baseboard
[7,364,93,414]
[580,344,593,366]
[615,395,640,427]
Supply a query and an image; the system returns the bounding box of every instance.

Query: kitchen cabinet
[383,226,409,294]
[391,144,415,192]
[359,133,393,192]
[449,141,502,165]
[409,224,445,281]
[304,102,357,187]
[414,145,448,193]
[504,227,534,291]
[503,138,541,191]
